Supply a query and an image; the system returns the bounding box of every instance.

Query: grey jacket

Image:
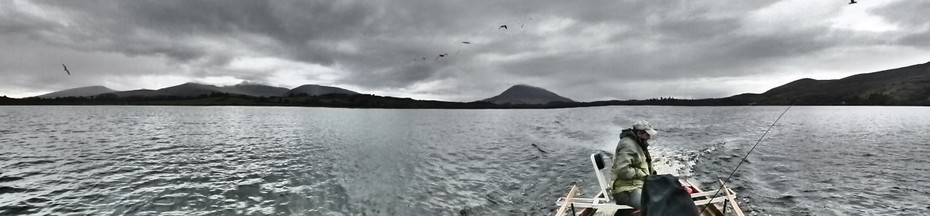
[609,129,655,193]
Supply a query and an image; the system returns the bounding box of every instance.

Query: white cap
[633,120,657,136]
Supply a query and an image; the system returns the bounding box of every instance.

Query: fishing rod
[698,104,792,215]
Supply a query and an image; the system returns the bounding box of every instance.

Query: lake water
[1,106,928,215]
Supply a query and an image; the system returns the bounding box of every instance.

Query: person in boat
[609,120,657,210]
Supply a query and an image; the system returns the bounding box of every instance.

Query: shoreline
[3,94,927,108]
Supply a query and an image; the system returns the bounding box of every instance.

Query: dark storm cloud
[653,16,743,41]
[1,0,928,100]
[653,29,835,78]
[0,0,781,82]
[873,1,930,49]
[23,0,377,65]
[873,1,930,27]
[494,13,829,82]
[0,0,385,92]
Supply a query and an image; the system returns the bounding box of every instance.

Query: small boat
[553,153,745,216]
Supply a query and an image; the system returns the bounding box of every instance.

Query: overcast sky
[1,0,928,101]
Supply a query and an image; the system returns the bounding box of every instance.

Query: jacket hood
[620,128,649,147]
[619,128,637,139]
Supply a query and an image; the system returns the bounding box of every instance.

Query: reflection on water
[1,106,928,215]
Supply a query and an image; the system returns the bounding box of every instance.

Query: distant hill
[37,86,116,98]
[111,89,164,98]
[118,83,291,97]
[35,83,355,99]
[228,83,290,97]
[286,84,358,96]
[480,84,575,105]
[729,61,930,105]
[153,82,224,97]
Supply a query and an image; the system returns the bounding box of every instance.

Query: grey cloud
[900,33,930,49]
[342,57,449,89]
[446,1,794,83]
[19,1,378,66]
[2,0,928,99]
[0,6,58,35]
[656,30,834,77]
[873,1,930,49]
[495,20,833,83]
[873,1,930,27]
[8,0,776,88]
[653,16,742,41]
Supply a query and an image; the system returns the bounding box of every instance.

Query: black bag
[641,174,699,216]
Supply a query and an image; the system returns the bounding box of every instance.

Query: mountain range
[14,60,930,106]
[35,82,565,105]
[36,86,117,98]
[38,82,357,99]
[729,61,930,105]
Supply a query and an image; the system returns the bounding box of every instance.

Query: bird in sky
[62,64,70,75]
[522,17,533,28]
[849,0,857,4]
[435,53,448,60]
[462,41,471,44]
[499,25,508,30]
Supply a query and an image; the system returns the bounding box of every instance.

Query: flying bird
[462,41,471,44]
[849,0,856,4]
[498,25,508,30]
[62,64,70,75]
[435,53,448,60]
[521,17,534,29]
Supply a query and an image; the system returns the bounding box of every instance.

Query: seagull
[849,0,856,4]
[435,53,448,60]
[523,17,532,28]
[62,64,70,75]
[462,41,471,44]
[498,25,508,30]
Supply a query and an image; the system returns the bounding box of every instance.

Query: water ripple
[1,106,928,215]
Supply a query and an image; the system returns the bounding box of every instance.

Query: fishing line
[698,104,792,215]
